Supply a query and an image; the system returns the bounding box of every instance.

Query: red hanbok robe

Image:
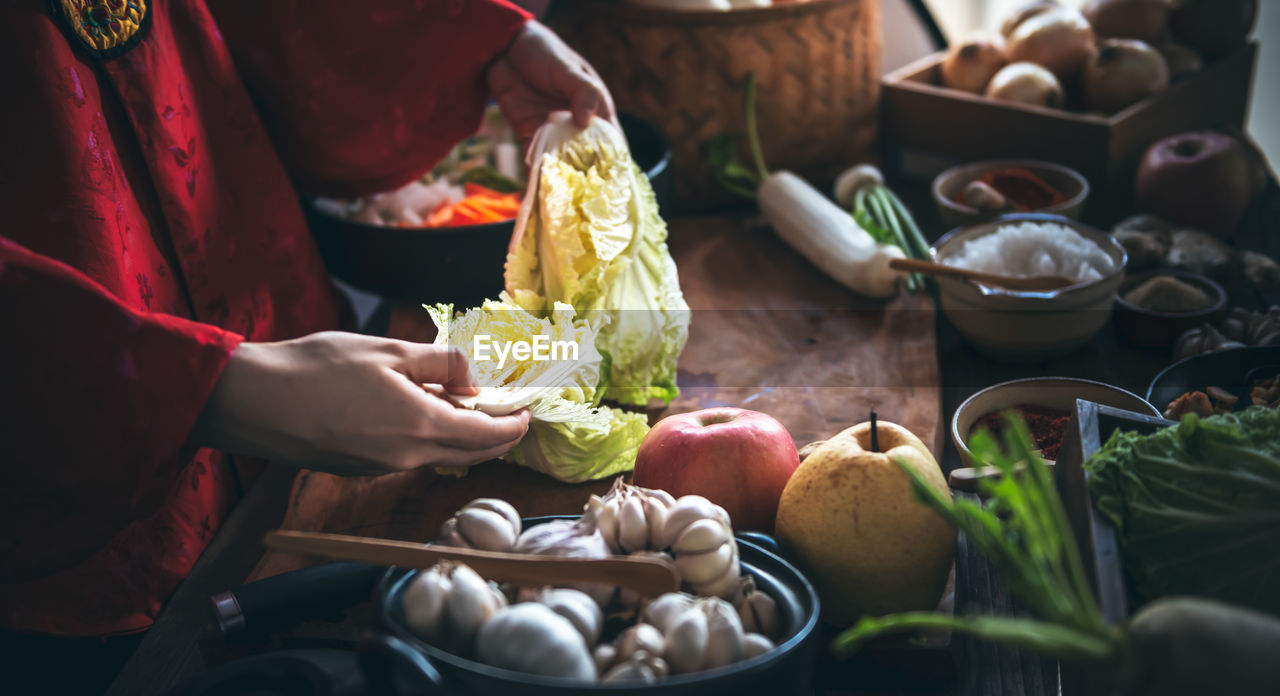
[0,0,529,637]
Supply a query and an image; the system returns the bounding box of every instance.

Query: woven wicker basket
[550,0,881,212]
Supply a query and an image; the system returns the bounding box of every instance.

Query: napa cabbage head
[426,296,647,482]
[505,112,689,407]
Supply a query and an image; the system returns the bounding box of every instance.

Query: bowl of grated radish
[931,213,1127,361]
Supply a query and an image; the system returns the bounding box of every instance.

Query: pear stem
[870,410,879,452]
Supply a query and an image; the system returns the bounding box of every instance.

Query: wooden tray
[881,43,1257,219]
[1054,399,1175,696]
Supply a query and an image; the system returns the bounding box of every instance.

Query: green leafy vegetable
[426,297,647,482]
[848,179,932,293]
[505,113,689,407]
[832,415,1122,663]
[1085,406,1280,615]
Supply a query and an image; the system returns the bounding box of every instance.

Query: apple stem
[870,410,879,452]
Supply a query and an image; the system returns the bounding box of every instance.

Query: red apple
[633,408,799,533]
[1134,131,1262,238]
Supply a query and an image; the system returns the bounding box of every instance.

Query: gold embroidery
[54,0,148,55]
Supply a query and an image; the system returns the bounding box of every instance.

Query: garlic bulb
[662,496,741,598]
[732,575,782,640]
[660,596,746,674]
[438,498,522,552]
[401,562,507,656]
[531,587,603,647]
[582,478,675,553]
[601,650,670,683]
[514,519,614,606]
[475,603,596,682]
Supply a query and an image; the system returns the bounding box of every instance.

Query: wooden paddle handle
[890,257,999,284]
[264,529,681,595]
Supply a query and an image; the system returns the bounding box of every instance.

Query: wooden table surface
[105,201,1181,696]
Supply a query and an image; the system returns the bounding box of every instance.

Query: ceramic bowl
[931,213,1127,362]
[932,159,1089,229]
[951,377,1160,464]
[1112,270,1228,348]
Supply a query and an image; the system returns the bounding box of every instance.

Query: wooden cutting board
[249,213,940,581]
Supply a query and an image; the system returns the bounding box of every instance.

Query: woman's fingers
[429,430,530,469]
[424,401,532,450]
[402,344,479,395]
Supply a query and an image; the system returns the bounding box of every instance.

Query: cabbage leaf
[426,297,645,482]
[505,113,689,406]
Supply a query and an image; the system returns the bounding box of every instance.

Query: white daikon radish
[759,172,904,298]
[710,73,904,299]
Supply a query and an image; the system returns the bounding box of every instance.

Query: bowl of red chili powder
[932,159,1089,229]
[951,377,1159,464]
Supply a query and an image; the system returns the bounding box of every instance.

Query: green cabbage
[426,297,646,482]
[1084,406,1280,615]
[505,113,689,406]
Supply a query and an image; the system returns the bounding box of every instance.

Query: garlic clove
[645,487,677,508]
[693,545,742,600]
[743,632,775,659]
[699,597,745,670]
[619,495,649,553]
[593,643,618,674]
[661,496,722,548]
[616,622,666,661]
[456,508,518,552]
[437,517,468,548]
[537,588,603,647]
[590,496,622,554]
[644,496,670,550]
[601,650,668,683]
[710,503,733,529]
[445,563,507,656]
[675,541,735,585]
[641,592,696,635]
[734,576,782,640]
[664,606,709,674]
[673,518,731,554]
[402,566,450,645]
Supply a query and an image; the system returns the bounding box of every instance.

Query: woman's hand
[487,20,617,143]
[193,332,530,476]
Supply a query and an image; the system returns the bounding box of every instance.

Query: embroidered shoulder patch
[50,0,150,59]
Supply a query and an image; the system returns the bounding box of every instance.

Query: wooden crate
[882,42,1257,219]
[1055,400,1175,696]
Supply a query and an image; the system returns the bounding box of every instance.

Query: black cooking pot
[371,517,820,696]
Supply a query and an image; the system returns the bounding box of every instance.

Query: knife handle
[210,561,384,636]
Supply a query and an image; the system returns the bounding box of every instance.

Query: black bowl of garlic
[375,480,820,694]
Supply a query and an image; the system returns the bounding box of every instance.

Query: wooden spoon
[264,529,681,596]
[890,258,1076,292]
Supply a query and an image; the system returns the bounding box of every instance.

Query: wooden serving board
[249,213,941,581]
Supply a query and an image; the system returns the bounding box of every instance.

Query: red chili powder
[953,168,1069,212]
[974,404,1071,460]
